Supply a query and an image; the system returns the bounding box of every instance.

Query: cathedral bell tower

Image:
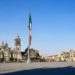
[14,35,21,51]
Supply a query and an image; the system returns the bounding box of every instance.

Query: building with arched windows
[0,35,22,62]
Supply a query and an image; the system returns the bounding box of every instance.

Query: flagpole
[27,43,31,63]
[27,31,31,63]
[27,28,31,63]
[27,13,32,63]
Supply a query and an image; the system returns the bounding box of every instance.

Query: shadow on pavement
[1,66,75,75]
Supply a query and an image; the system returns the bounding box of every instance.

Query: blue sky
[0,0,75,56]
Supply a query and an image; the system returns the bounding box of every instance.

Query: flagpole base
[27,58,31,63]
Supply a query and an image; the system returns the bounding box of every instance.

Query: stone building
[0,35,22,62]
[21,48,41,62]
[45,50,75,62]
[13,35,22,61]
[60,50,75,61]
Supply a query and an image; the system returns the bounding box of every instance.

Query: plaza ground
[0,62,75,75]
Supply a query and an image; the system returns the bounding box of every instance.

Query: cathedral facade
[0,35,22,62]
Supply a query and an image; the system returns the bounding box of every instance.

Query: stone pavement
[0,62,75,75]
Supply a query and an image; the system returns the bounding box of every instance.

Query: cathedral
[0,35,22,62]
[0,35,41,63]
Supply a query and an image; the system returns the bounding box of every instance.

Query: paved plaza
[0,62,75,75]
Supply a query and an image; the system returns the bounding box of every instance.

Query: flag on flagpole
[28,13,32,46]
